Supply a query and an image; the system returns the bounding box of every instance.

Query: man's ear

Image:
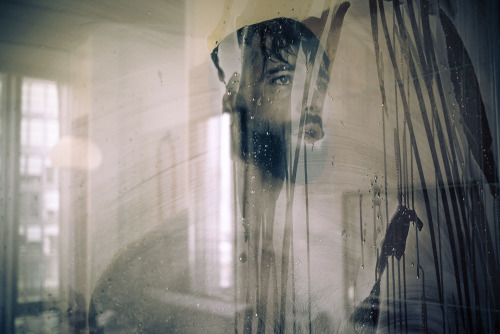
[223,72,240,114]
[221,72,243,162]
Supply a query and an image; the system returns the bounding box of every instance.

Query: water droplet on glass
[158,71,164,85]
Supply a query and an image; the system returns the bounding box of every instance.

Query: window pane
[17,78,60,306]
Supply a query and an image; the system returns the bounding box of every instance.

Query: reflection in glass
[0,1,498,333]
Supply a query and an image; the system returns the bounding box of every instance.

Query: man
[88,14,348,333]
[211,17,334,333]
[211,2,500,333]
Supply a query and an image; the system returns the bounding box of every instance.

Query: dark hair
[211,17,321,84]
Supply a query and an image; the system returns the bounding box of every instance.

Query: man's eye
[271,75,291,86]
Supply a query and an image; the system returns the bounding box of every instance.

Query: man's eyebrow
[265,64,295,75]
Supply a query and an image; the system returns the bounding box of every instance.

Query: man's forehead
[241,34,307,74]
[213,19,322,84]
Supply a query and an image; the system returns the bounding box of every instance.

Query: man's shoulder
[89,212,190,332]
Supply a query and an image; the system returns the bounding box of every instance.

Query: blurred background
[0,1,227,332]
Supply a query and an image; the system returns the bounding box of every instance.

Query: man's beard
[249,130,287,181]
[234,101,289,182]
[238,115,324,183]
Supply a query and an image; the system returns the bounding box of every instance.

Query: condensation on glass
[0,0,499,333]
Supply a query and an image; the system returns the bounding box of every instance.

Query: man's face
[238,34,297,137]
[225,31,327,182]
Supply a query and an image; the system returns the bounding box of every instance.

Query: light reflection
[219,113,232,289]
[48,136,103,170]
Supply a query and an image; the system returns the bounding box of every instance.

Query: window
[0,74,62,332]
[18,78,60,305]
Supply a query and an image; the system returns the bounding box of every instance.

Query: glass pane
[0,1,498,333]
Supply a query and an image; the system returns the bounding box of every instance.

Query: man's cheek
[256,94,292,126]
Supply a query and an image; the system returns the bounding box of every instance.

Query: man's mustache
[304,114,323,127]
